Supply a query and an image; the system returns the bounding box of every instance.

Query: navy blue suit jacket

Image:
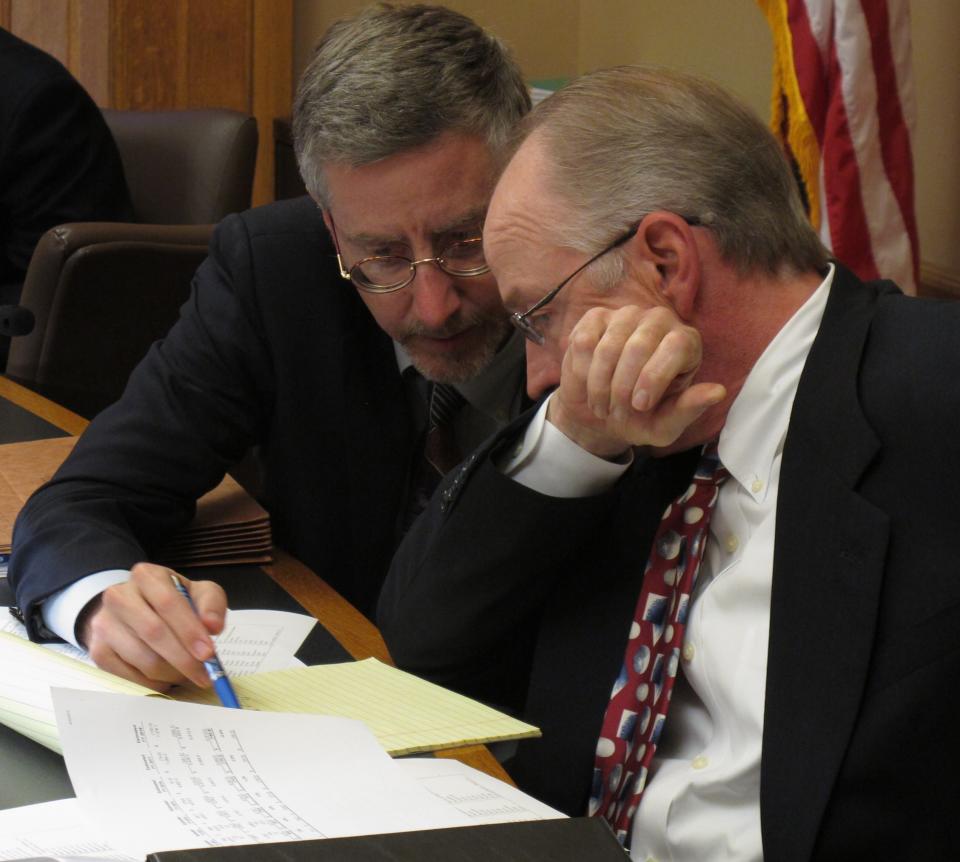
[11,197,417,622]
[380,266,960,860]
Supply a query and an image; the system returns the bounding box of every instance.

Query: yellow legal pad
[0,632,539,756]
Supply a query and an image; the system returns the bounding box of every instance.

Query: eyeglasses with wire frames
[510,215,702,346]
[328,217,489,293]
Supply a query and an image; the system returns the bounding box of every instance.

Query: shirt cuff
[499,394,631,497]
[42,569,131,647]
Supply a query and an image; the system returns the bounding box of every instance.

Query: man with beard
[9,3,529,692]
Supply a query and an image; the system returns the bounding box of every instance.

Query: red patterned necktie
[590,440,728,844]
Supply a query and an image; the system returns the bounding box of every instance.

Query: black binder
[146,818,626,861]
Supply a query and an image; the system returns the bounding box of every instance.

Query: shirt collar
[394,329,525,424]
[718,264,835,502]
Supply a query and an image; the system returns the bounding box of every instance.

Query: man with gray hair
[10,3,529,691]
[381,66,960,858]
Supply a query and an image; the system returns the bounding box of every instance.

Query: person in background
[10,4,529,693]
[0,27,132,365]
[379,65,960,860]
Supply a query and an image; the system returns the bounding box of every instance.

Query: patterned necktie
[402,381,466,531]
[589,441,728,844]
[424,382,466,475]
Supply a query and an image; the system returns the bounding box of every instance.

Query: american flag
[758,0,918,294]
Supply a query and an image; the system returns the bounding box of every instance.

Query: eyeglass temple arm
[327,217,353,281]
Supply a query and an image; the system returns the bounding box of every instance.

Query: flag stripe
[821,32,880,280]
[760,0,918,294]
[858,0,919,280]
[787,0,828,144]
[832,0,914,289]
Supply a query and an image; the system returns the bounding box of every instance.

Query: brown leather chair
[7,109,258,418]
[103,108,258,224]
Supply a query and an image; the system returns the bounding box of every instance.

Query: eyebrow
[343,209,486,248]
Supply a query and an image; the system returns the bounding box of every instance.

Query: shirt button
[724,534,740,553]
[691,755,710,770]
[751,478,763,493]
[682,642,696,662]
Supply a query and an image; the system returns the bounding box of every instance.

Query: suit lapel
[760,268,890,861]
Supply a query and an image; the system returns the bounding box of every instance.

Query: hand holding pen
[170,574,242,709]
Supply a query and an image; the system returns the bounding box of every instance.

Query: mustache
[399,309,502,341]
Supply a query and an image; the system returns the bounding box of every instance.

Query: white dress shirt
[42,332,526,647]
[502,267,834,860]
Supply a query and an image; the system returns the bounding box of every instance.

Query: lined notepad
[0,632,539,757]
[180,658,540,755]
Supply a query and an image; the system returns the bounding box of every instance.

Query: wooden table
[0,375,512,787]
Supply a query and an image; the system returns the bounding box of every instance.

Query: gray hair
[293,2,531,206]
[518,65,827,283]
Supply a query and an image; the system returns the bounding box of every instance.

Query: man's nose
[525,341,562,399]
[410,262,462,330]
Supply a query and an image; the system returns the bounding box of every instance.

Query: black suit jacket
[0,27,132,300]
[11,197,422,622]
[379,265,960,860]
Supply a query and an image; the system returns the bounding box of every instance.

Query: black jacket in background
[11,198,422,622]
[0,27,132,302]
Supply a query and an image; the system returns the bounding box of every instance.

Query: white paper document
[2,691,562,859]
[398,757,564,823]
[51,689,475,856]
[212,608,315,674]
[0,797,134,861]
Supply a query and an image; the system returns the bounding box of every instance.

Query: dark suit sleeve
[377,429,618,712]
[9,213,275,637]
[0,69,132,289]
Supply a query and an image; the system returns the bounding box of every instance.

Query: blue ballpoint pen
[170,574,242,709]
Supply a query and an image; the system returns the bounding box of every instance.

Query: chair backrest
[102,108,258,224]
[6,223,211,418]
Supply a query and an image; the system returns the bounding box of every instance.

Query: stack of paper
[0,436,272,569]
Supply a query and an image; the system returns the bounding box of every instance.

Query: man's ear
[630,212,701,320]
[317,203,334,236]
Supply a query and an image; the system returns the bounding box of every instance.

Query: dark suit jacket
[379,265,960,860]
[11,197,421,623]
[0,27,132,301]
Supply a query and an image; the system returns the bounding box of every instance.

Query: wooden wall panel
[185,0,251,111]
[10,0,69,63]
[68,0,110,106]
[111,0,188,109]
[252,0,293,207]
[6,0,295,206]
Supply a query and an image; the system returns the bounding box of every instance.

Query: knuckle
[100,584,127,613]
[87,639,111,667]
[140,653,172,680]
[570,328,597,352]
[130,561,157,581]
[138,617,166,643]
[592,338,621,365]
[611,380,634,403]
[662,326,700,355]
